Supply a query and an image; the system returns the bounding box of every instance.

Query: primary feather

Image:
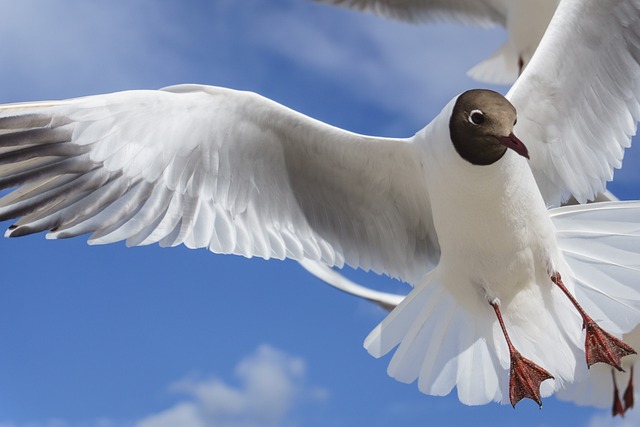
[0,85,439,284]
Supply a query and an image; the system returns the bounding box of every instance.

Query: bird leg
[612,369,625,417]
[490,301,554,408]
[550,273,636,370]
[624,365,635,413]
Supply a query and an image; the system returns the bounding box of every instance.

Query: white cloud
[0,345,326,427]
[134,345,327,427]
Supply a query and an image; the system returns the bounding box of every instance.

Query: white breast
[415,116,559,305]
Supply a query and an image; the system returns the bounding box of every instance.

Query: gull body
[317,0,560,84]
[1,0,640,408]
[418,96,556,313]
[364,92,585,404]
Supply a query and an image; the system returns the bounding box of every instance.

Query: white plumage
[1,0,640,408]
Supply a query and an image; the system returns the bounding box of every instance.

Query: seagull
[316,0,560,84]
[313,0,632,410]
[306,0,616,342]
[1,0,640,408]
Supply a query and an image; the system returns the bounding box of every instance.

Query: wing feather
[316,0,507,26]
[508,0,640,206]
[0,84,438,283]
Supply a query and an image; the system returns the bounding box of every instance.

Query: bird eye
[468,110,484,125]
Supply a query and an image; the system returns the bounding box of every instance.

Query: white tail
[364,270,512,405]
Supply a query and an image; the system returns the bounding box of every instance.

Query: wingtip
[5,225,33,238]
[363,324,384,358]
[4,225,17,238]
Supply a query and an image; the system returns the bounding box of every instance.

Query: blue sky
[0,1,639,426]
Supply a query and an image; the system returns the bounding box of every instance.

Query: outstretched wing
[0,84,438,283]
[507,0,640,206]
[315,0,507,26]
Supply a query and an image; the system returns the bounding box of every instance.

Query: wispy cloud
[135,344,327,427]
[0,345,326,427]
[135,344,326,427]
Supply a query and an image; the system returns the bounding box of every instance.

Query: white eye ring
[468,109,484,125]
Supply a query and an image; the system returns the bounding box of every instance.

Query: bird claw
[612,366,635,417]
[612,369,625,417]
[509,350,554,408]
[613,389,625,417]
[550,272,637,370]
[584,320,636,370]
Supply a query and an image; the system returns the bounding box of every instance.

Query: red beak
[497,133,529,159]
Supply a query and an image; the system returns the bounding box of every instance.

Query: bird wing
[0,84,438,284]
[315,0,507,26]
[298,258,405,310]
[507,0,640,206]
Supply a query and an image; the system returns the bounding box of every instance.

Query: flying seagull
[316,0,560,84]
[1,0,640,408]
[312,0,632,411]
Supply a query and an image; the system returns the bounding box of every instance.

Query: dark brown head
[449,89,529,166]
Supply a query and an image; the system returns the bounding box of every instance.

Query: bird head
[449,89,529,166]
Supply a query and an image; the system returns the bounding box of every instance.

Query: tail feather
[418,297,461,397]
[365,273,509,405]
[387,284,445,383]
[556,364,614,409]
[454,319,503,405]
[364,271,436,358]
[552,201,640,335]
[552,201,640,408]
[417,300,475,398]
